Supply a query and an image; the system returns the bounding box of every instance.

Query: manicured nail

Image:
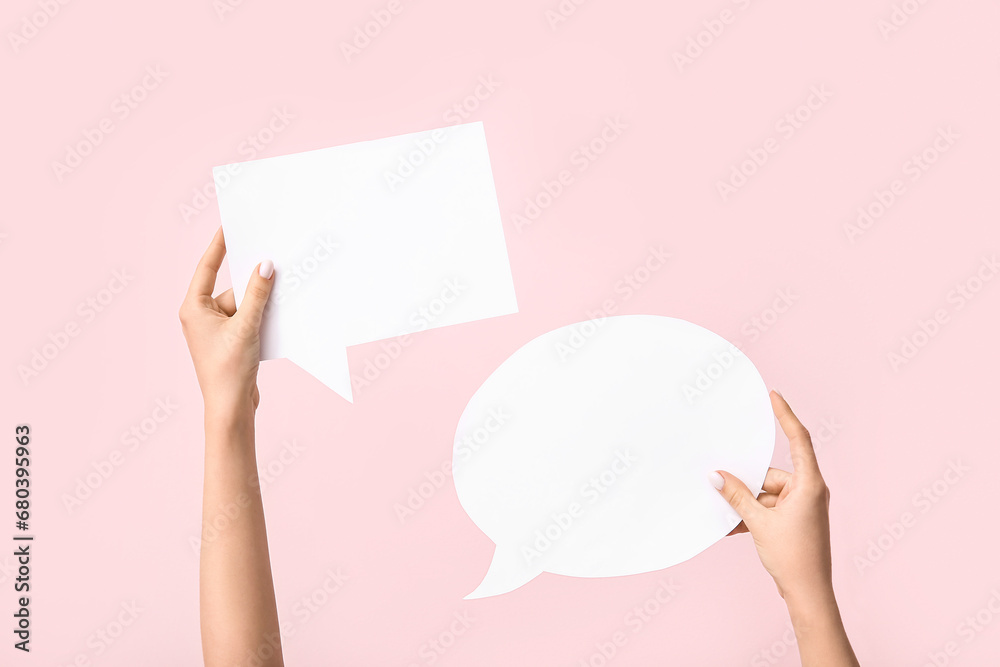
[773,389,783,398]
[709,471,725,490]
[259,259,274,279]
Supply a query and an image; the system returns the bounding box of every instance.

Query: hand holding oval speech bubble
[453,315,774,599]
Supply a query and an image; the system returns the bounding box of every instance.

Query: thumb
[710,470,764,529]
[234,260,274,335]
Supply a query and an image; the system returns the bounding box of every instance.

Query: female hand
[710,391,833,604]
[178,227,274,417]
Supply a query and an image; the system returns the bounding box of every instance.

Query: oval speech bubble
[453,315,774,599]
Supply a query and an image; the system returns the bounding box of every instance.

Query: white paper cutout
[214,122,518,402]
[453,315,774,599]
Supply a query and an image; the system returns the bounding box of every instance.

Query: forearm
[199,403,284,667]
[785,585,859,667]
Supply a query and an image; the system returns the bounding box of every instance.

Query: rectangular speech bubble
[214,121,518,402]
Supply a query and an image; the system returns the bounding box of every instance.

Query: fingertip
[708,470,725,491]
[770,390,792,416]
[258,259,274,280]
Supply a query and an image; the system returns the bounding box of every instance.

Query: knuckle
[725,488,744,511]
[248,284,270,302]
[805,477,828,499]
[234,318,256,340]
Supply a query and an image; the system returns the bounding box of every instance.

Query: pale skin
[180,227,283,667]
[181,229,858,666]
[713,391,861,666]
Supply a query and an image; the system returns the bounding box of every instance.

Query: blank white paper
[214,122,518,402]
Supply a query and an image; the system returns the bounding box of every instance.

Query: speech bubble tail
[287,345,354,403]
[464,544,541,600]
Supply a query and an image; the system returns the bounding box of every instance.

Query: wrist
[782,581,859,666]
[204,394,256,437]
[784,582,843,631]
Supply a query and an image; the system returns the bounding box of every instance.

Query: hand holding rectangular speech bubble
[214,122,518,402]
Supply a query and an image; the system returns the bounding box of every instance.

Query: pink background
[4,0,999,664]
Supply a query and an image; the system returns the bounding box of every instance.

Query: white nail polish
[708,471,725,490]
[259,259,274,279]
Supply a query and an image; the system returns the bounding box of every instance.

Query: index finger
[761,467,791,494]
[186,227,227,299]
[770,391,820,475]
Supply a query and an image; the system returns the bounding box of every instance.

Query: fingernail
[709,471,725,490]
[773,389,783,398]
[259,259,274,280]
